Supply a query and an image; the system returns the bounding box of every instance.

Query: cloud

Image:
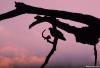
[0,45,45,68]
[0,56,45,68]
[0,45,27,57]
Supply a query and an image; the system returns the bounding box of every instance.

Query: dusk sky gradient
[0,0,100,68]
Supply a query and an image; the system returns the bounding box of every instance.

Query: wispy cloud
[0,45,45,68]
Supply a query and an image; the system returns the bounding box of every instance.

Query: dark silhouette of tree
[29,15,98,67]
[30,16,66,68]
[0,2,100,68]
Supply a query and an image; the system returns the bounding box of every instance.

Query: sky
[0,0,100,68]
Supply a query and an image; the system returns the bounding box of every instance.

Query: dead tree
[0,2,100,68]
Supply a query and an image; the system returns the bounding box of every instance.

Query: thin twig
[41,37,58,68]
[94,45,97,66]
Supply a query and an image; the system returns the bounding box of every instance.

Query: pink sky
[0,0,100,68]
